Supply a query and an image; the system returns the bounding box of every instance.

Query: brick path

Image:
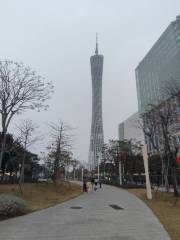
[0,184,170,240]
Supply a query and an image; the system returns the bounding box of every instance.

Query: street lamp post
[81,167,84,182]
[119,160,122,186]
[142,144,152,199]
[73,167,75,180]
[103,159,105,179]
[97,155,100,181]
[116,143,122,186]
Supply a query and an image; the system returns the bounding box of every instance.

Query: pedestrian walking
[83,179,87,192]
[91,178,94,188]
[86,180,92,192]
[99,178,102,188]
[94,178,98,191]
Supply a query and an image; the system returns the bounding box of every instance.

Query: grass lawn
[128,188,180,240]
[0,181,82,212]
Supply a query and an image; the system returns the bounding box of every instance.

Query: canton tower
[88,36,104,171]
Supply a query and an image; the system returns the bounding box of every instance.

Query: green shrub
[0,194,27,219]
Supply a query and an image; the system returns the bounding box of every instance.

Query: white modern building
[118,112,144,144]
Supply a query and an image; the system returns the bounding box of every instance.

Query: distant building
[118,122,124,141]
[136,15,180,114]
[88,36,104,171]
[118,112,144,144]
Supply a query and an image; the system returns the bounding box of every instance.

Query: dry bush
[0,194,27,219]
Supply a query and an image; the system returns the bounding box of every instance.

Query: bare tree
[16,119,40,185]
[107,139,143,184]
[140,98,179,195]
[163,77,180,105]
[139,108,169,190]
[0,60,54,168]
[71,159,79,180]
[161,78,180,195]
[163,78,180,150]
[47,121,74,183]
[157,101,178,195]
[139,110,159,151]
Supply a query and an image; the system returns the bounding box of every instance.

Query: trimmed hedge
[103,180,145,189]
[0,194,27,219]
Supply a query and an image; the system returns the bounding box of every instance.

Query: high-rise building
[88,37,104,171]
[135,16,180,152]
[136,15,180,114]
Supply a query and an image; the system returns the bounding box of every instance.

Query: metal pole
[103,161,105,179]
[73,168,75,180]
[64,166,66,181]
[142,144,152,199]
[97,155,99,181]
[119,161,122,185]
[82,167,83,182]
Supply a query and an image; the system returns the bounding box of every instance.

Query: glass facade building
[136,16,180,114]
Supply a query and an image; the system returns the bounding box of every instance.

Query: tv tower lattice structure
[88,36,104,171]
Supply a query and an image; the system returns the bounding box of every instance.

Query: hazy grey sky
[0,0,180,162]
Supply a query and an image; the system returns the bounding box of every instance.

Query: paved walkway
[0,184,170,240]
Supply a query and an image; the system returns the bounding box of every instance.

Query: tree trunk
[19,151,26,185]
[163,147,170,192]
[171,166,179,197]
[0,133,7,170]
[73,167,75,180]
[128,172,134,184]
[53,155,60,183]
[164,170,170,192]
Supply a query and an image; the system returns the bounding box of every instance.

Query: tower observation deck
[88,36,104,171]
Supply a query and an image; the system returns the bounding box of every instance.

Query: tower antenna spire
[95,33,98,55]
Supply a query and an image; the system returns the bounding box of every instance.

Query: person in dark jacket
[94,178,98,191]
[91,178,94,189]
[83,179,87,192]
[99,178,102,188]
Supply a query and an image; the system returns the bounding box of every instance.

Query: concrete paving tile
[0,184,170,240]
